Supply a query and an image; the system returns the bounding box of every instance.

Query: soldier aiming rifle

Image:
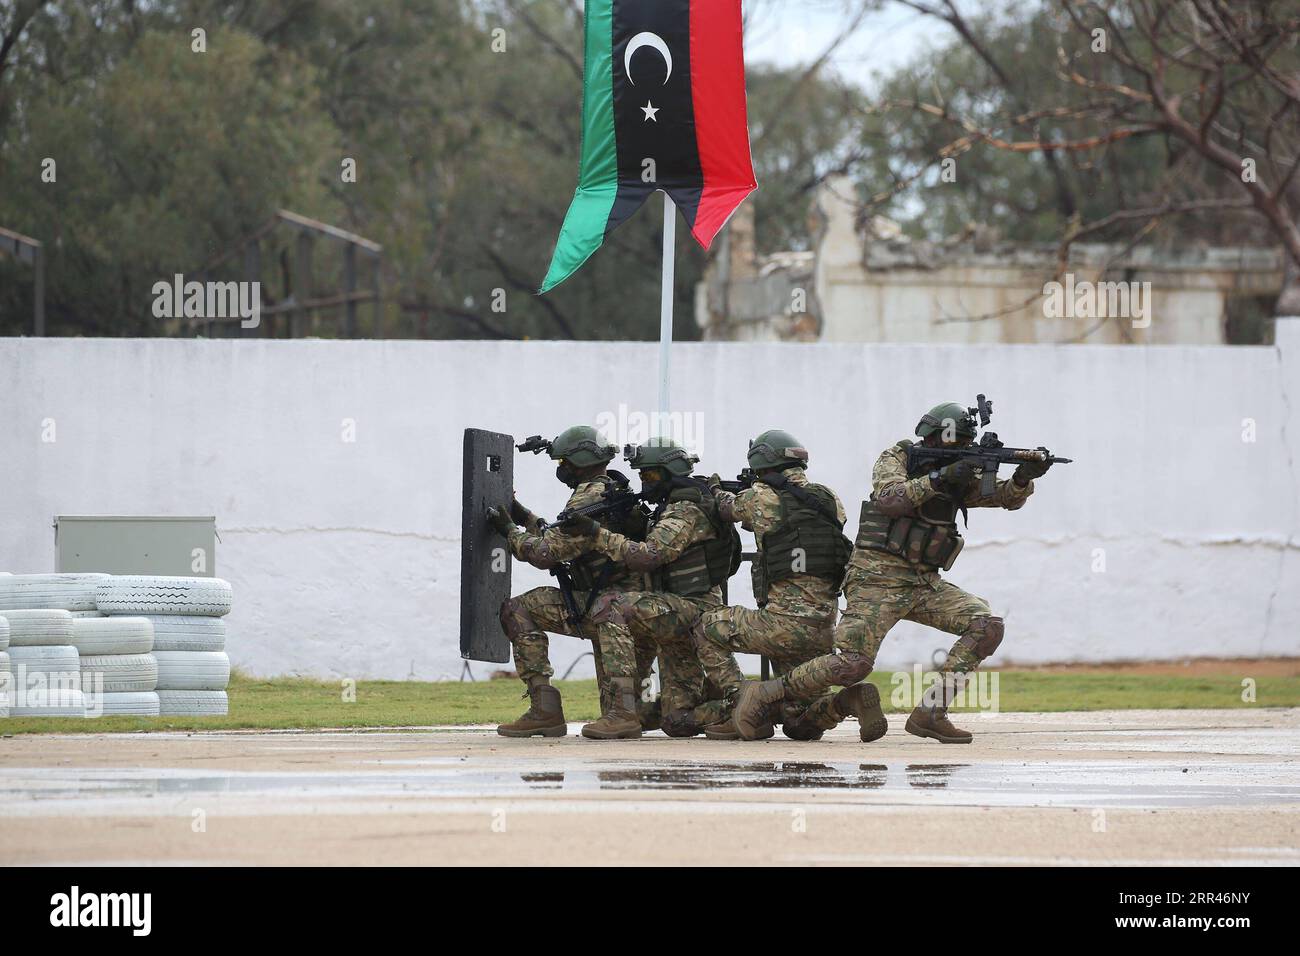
[731,397,1070,744]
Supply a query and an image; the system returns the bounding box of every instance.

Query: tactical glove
[1013,459,1052,486]
[485,505,514,538]
[509,497,530,526]
[562,514,601,537]
[937,459,979,488]
[706,473,723,493]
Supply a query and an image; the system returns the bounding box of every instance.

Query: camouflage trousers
[694,604,843,730]
[587,590,717,716]
[783,555,995,701]
[499,585,656,716]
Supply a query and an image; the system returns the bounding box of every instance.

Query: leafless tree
[869,1,1300,277]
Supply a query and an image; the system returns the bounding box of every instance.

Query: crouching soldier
[563,438,738,739]
[487,425,655,738]
[733,403,1052,743]
[688,431,873,742]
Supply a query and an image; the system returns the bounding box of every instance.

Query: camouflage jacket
[716,470,846,620]
[852,441,1034,576]
[591,499,723,608]
[508,480,636,581]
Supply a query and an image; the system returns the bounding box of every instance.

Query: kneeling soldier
[691,431,869,741]
[488,425,654,738]
[564,438,738,739]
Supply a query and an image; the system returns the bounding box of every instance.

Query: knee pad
[960,616,1005,660]
[499,596,526,635]
[779,705,826,741]
[660,708,702,738]
[588,592,629,628]
[781,719,824,742]
[827,650,874,686]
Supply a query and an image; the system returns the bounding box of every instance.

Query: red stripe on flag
[688,0,757,249]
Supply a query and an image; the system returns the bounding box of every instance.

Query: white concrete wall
[2,336,1297,680]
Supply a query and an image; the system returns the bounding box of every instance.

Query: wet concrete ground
[2,708,1298,865]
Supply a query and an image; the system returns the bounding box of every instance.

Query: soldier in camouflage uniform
[564,437,737,739]
[732,403,1053,743]
[487,425,656,739]
[684,431,874,742]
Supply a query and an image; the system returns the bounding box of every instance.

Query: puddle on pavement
[2,758,1297,809]
[589,762,969,790]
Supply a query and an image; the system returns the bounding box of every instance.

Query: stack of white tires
[2,609,85,717]
[0,574,111,718]
[95,576,232,716]
[72,617,159,716]
[0,573,109,614]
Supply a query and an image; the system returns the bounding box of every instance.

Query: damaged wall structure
[697,175,1286,345]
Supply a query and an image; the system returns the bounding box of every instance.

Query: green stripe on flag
[540,0,618,293]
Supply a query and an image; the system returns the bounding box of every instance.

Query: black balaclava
[556,461,581,488]
[639,467,672,503]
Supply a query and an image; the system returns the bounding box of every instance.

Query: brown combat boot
[732,678,785,740]
[581,677,643,740]
[702,719,740,740]
[703,718,772,740]
[497,682,567,738]
[905,704,973,744]
[835,682,889,742]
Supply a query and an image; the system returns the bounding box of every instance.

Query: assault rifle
[549,469,646,528]
[907,393,1073,497]
[548,469,647,625]
[716,468,759,493]
[550,563,583,626]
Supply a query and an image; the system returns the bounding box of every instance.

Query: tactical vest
[854,441,965,571]
[652,485,740,598]
[752,481,853,607]
[567,475,649,592]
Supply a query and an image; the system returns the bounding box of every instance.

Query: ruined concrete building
[696,175,1286,345]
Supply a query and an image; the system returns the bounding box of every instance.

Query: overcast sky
[744,0,949,90]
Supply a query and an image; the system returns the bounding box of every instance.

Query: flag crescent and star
[540,0,758,293]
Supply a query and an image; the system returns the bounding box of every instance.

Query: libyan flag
[540,0,757,293]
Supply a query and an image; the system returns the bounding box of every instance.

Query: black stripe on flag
[608,0,703,234]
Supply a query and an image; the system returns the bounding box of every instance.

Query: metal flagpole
[658,191,676,417]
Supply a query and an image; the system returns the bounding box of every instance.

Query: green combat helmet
[549,425,617,468]
[747,429,809,471]
[915,402,978,442]
[624,436,699,476]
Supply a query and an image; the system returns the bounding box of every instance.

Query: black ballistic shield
[460,428,514,662]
